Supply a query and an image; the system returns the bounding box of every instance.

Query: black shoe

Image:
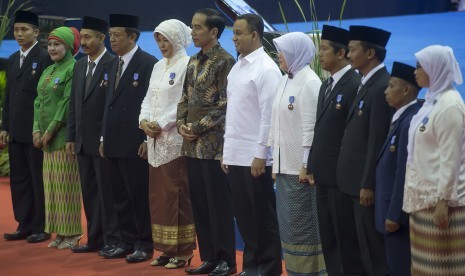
[126,250,153,263]
[101,247,132,259]
[98,244,115,256]
[26,233,51,243]
[209,260,237,276]
[185,261,218,275]
[4,230,31,241]
[71,244,100,253]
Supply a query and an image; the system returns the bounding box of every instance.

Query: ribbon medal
[169,72,176,85]
[53,78,60,89]
[133,73,139,87]
[335,94,342,109]
[288,96,295,110]
[31,62,38,75]
[357,100,364,116]
[389,135,396,152]
[419,117,428,132]
[101,73,108,87]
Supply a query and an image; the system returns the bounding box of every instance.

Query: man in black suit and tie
[1,10,52,243]
[307,25,361,276]
[99,14,157,263]
[66,16,119,253]
[336,25,393,276]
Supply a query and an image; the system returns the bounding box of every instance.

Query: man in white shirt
[222,13,282,276]
[336,25,393,276]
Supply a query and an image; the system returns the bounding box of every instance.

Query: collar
[88,48,107,66]
[20,41,38,58]
[392,99,418,123]
[238,47,264,64]
[361,63,385,85]
[119,45,139,65]
[196,43,221,60]
[331,64,351,88]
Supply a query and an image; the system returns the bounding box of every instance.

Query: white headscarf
[154,19,192,56]
[407,45,463,164]
[273,32,315,77]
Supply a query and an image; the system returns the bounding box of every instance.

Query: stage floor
[1,11,464,96]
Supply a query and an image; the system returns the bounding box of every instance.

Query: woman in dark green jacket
[33,26,82,249]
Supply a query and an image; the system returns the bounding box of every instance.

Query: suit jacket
[308,68,360,186]
[2,43,52,143]
[374,101,422,234]
[337,67,393,196]
[102,47,157,158]
[67,51,116,156]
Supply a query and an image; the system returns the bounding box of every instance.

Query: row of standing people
[2,8,465,276]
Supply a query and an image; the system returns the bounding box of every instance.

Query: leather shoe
[71,244,100,253]
[126,250,153,263]
[185,261,217,274]
[4,230,31,241]
[209,260,237,276]
[98,244,115,256]
[101,247,132,259]
[26,233,51,243]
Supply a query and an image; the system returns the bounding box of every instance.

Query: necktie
[356,82,363,94]
[323,77,334,102]
[85,61,96,93]
[20,54,25,68]
[115,58,124,89]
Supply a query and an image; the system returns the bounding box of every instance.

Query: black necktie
[115,58,124,89]
[20,54,25,68]
[85,61,96,93]
[324,77,334,102]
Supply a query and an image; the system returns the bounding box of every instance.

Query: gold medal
[288,104,294,110]
[389,145,396,152]
[336,103,341,110]
[169,79,174,85]
[31,70,36,75]
[358,110,363,116]
[419,126,425,132]
[53,85,57,89]
[133,81,139,87]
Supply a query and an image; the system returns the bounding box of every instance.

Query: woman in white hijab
[139,19,196,269]
[268,32,325,275]
[403,45,465,275]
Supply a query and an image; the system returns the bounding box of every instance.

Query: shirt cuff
[303,147,310,163]
[255,144,268,159]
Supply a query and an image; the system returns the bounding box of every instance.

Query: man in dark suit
[66,16,119,253]
[336,25,393,276]
[1,10,52,243]
[99,14,157,263]
[375,62,421,276]
[307,25,361,276]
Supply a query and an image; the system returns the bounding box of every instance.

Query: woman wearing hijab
[403,45,465,275]
[268,32,325,275]
[139,19,196,269]
[33,26,82,249]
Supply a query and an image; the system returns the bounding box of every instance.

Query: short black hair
[360,41,387,62]
[195,8,226,38]
[329,41,349,59]
[125,27,140,42]
[236,13,264,41]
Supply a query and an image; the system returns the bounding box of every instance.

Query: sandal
[150,255,171,266]
[165,255,194,269]
[57,234,83,250]
[47,235,64,248]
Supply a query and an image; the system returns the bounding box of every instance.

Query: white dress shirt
[86,48,107,75]
[139,52,190,167]
[403,88,465,213]
[361,63,385,84]
[223,47,282,166]
[119,45,139,75]
[268,66,321,175]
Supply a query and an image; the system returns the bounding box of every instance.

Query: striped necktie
[115,58,124,89]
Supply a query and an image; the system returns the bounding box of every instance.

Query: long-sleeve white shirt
[139,53,190,167]
[223,47,282,166]
[268,66,321,175]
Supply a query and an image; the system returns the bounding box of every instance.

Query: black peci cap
[109,14,139,29]
[15,10,39,27]
[349,25,391,47]
[321,25,349,46]
[81,16,108,33]
[391,61,421,89]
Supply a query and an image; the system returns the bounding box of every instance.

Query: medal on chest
[169,72,176,85]
[357,100,364,116]
[389,135,396,152]
[31,62,38,75]
[133,73,139,87]
[288,96,295,110]
[335,94,342,109]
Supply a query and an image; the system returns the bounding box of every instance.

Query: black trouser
[186,157,236,266]
[76,152,119,247]
[106,157,152,252]
[8,141,44,234]
[228,165,282,276]
[316,185,343,276]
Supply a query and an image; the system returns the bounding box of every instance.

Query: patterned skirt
[43,149,82,235]
[276,174,327,276]
[149,157,196,255]
[410,206,465,275]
